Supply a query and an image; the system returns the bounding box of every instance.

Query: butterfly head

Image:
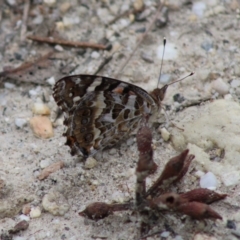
[150,85,168,106]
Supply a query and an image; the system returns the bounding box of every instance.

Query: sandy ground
[1,0,240,239]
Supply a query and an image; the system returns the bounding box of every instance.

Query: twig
[27,35,107,50]
[0,51,54,84]
[93,55,113,75]
[20,0,30,41]
[115,2,164,78]
[175,97,212,112]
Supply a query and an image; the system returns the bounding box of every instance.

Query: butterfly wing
[53,75,159,157]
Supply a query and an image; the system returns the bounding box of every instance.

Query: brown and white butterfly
[53,75,168,157]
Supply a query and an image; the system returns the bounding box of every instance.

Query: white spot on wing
[73,96,80,102]
[74,78,81,84]
[87,77,103,92]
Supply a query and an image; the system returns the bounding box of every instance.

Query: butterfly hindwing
[53,75,160,157]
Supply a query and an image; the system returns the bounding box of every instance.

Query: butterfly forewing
[53,75,162,157]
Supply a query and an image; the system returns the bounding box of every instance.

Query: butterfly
[53,75,168,157]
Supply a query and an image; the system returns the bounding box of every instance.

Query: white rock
[161,231,170,238]
[30,206,41,218]
[171,99,240,186]
[211,78,229,95]
[195,170,205,178]
[200,172,217,190]
[230,79,240,88]
[46,76,56,85]
[85,157,98,169]
[4,82,16,89]
[157,43,178,60]
[32,103,51,115]
[54,45,64,52]
[15,118,28,128]
[160,127,171,141]
[18,214,30,222]
[40,159,51,168]
[29,89,38,96]
[42,191,70,216]
[91,51,100,59]
[192,2,206,17]
[44,0,56,7]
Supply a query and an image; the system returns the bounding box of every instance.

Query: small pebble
[29,116,54,139]
[200,172,217,190]
[18,214,30,222]
[108,148,117,155]
[160,128,171,141]
[201,39,213,51]
[44,0,56,7]
[161,231,170,238]
[226,219,236,229]
[60,2,71,13]
[4,82,16,89]
[9,220,29,234]
[133,0,144,11]
[192,2,206,17]
[211,78,229,95]
[141,51,153,63]
[15,118,28,128]
[38,161,64,180]
[85,157,98,169]
[42,191,70,216]
[230,79,240,88]
[22,204,31,215]
[40,159,51,169]
[46,76,56,85]
[197,69,210,82]
[29,206,41,218]
[91,51,100,59]
[173,93,185,103]
[32,103,51,115]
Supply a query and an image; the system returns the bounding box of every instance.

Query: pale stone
[29,206,41,218]
[15,118,28,128]
[32,103,51,115]
[29,116,54,139]
[42,191,70,216]
[85,157,98,169]
[211,78,229,95]
[160,127,171,141]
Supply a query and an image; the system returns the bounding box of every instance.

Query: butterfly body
[53,75,167,157]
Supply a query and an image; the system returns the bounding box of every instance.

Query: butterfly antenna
[167,72,194,86]
[157,38,166,88]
